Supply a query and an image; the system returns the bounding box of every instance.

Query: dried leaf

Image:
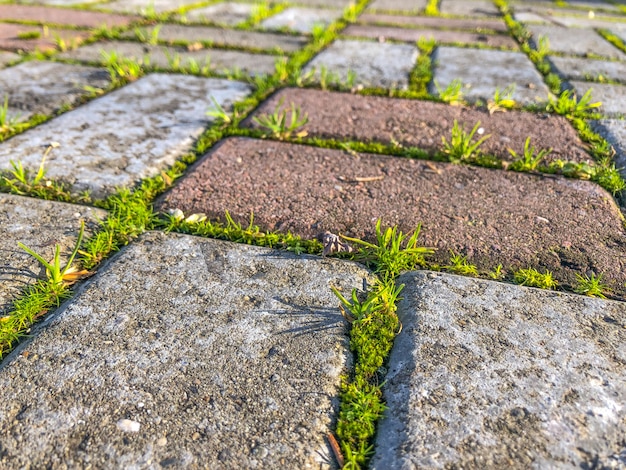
[322,231,354,257]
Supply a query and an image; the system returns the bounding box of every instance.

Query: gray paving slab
[0,60,110,123]
[366,0,428,13]
[513,11,551,23]
[104,0,201,14]
[439,0,501,17]
[0,51,20,68]
[303,38,418,89]
[180,2,255,25]
[10,0,101,4]
[591,119,626,176]
[528,24,626,59]
[0,231,374,468]
[548,55,626,82]
[371,271,626,470]
[550,16,626,30]
[0,74,252,198]
[430,46,551,105]
[260,7,343,33]
[569,80,626,115]
[612,29,626,43]
[566,0,621,11]
[126,24,308,53]
[0,194,106,314]
[291,0,354,8]
[59,41,280,76]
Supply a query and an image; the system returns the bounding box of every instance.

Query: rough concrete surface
[592,119,626,176]
[430,46,552,104]
[0,4,137,28]
[261,7,343,33]
[528,24,626,59]
[569,80,626,116]
[0,194,106,314]
[548,55,626,83]
[0,51,20,67]
[180,2,255,25]
[0,61,110,122]
[304,38,418,89]
[0,23,90,53]
[0,231,375,469]
[439,0,501,17]
[0,74,252,198]
[371,271,626,469]
[105,0,202,14]
[358,13,508,32]
[367,0,428,12]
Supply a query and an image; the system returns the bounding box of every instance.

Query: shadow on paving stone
[243,88,591,164]
[371,271,626,469]
[0,232,375,468]
[157,137,626,300]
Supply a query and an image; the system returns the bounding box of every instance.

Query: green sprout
[574,273,609,298]
[434,78,464,105]
[547,89,601,119]
[253,99,309,140]
[508,137,551,172]
[442,120,491,163]
[513,267,558,289]
[444,251,478,276]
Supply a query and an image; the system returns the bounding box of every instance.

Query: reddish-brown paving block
[0,23,90,52]
[343,24,518,49]
[0,5,138,28]
[358,13,509,33]
[243,88,591,164]
[158,137,626,299]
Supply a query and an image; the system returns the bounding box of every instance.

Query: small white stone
[116,419,141,433]
[156,436,167,446]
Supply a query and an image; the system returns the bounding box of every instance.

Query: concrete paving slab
[591,119,626,176]
[260,7,343,33]
[367,0,428,13]
[180,2,255,25]
[439,0,501,17]
[0,231,373,468]
[244,87,592,164]
[343,24,518,49]
[612,29,626,43]
[358,13,509,33]
[0,194,106,314]
[292,0,356,8]
[60,41,280,76]
[527,24,626,59]
[303,38,417,89]
[371,271,626,469]
[567,0,622,11]
[9,0,102,4]
[124,24,308,53]
[0,4,137,28]
[104,0,203,14]
[569,81,626,116]
[158,137,626,297]
[0,23,90,53]
[513,11,551,23]
[550,16,626,30]
[548,55,626,82]
[0,74,252,198]
[430,46,551,105]
[0,60,110,122]
[0,51,19,67]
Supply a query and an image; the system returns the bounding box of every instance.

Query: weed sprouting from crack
[508,137,551,172]
[206,96,234,126]
[0,95,21,134]
[253,99,308,140]
[547,89,602,119]
[102,50,144,86]
[444,251,478,276]
[488,84,516,114]
[513,267,558,289]
[134,24,162,45]
[442,120,491,163]
[574,273,609,298]
[434,78,465,105]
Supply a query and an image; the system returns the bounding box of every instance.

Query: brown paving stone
[0,5,138,28]
[0,23,90,52]
[243,88,591,164]
[158,137,626,299]
[358,13,509,33]
[343,24,518,49]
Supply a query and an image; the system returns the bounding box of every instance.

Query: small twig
[327,433,344,468]
[337,175,384,183]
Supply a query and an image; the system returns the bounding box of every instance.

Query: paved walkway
[0,0,625,468]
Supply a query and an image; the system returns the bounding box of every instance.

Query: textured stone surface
[0,61,110,122]
[439,0,501,17]
[158,137,626,297]
[0,23,90,53]
[181,2,255,25]
[371,271,626,469]
[244,87,591,164]
[285,0,353,7]
[358,13,508,32]
[0,51,19,67]
[553,16,626,30]
[569,81,626,115]
[592,119,626,175]
[261,7,343,33]
[0,194,106,314]
[7,0,102,4]
[367,0,428,12]
[125,24,308,53]
[0,74,252,198]
[343,24,518,49]
[430,46,551,104]
[60,41,280,76]
[0,4,137,28]
[0,231,373,469]
[513,11,550,23]
[548,55,626,82]
[105,0,202,14]
[528,24,626,59]
[303,39,418,89]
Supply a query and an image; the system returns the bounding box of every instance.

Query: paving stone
[567,0,622,11]
[124,24,308,53]
[527,24,626,59]
[592,119,626,177]
[343,24,518,49]
[367,0,428,13]
[0,194,106,314]
[0,74,252,198]
[105,0,203,14]
[291,0,356,8]
[158,137,626,296]
[0,23,90,53]
[371,271,626,469]
[303,38,417,89]
[548,55,626,83]
[180,2,255,25]
[60,41,279,76]
[244,87,591,164]
[0,51,19,67]
[513,11,551,23]
[550,16,626,30]
[430,46,551,105]
[11,0,102,4]
[260,7,343,33]
[439,0,501,17]
[0,61,110,122]
[613,29,626,43]
[0,4,137,28]
[0,231,373,468]
[569,81,626,116]
[358,13,509,33]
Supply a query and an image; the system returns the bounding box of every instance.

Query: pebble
[116,419,141,433]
